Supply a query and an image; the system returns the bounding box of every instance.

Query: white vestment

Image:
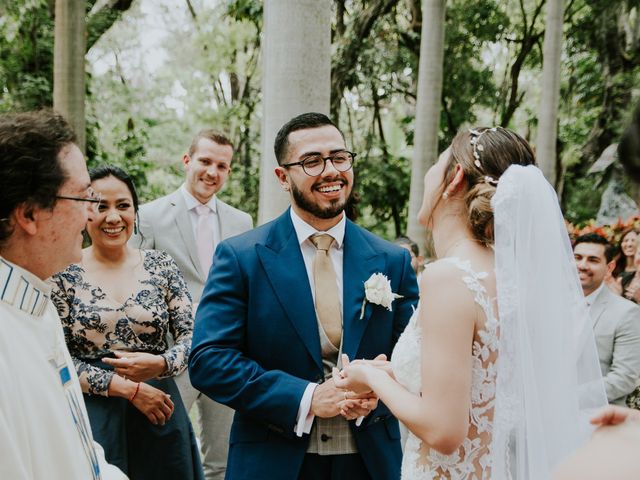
[0,257,126,480]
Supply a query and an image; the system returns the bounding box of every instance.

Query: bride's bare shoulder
[419,259,472,295]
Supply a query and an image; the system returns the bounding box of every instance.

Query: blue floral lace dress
[51,249,203,480]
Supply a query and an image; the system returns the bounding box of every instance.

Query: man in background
[574,233,640,405]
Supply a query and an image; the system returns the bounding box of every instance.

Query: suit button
[320,434,332,442]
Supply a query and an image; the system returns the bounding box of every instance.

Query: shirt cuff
[294,382,318,437]
[355,416,364,427]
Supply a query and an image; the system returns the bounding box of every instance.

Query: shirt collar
[0,256,51,317]
[585,283,605,306]
[289,208,346,249]
[180,184,218,213]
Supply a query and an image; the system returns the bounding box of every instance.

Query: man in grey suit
[574,233,640,405]
[132,130,253,479]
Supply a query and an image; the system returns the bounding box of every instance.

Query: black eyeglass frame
[55,188,102,212]
[282,151,357,177]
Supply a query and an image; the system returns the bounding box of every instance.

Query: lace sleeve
[156,252,193,378]
[49,272,114,396]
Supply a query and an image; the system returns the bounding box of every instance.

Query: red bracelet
[129,382,140,402]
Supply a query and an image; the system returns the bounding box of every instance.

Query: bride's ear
[446,164,466,195]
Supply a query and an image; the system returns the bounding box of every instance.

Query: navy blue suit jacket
[189,210,419,479]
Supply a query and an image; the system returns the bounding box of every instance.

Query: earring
[134,220,139,235]
[284,186,290,192]
[442,191,449,200]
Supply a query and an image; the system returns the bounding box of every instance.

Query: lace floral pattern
[50,250,193,396]
[391,257,499,479]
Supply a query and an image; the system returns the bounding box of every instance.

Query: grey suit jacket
[131,188,253,303]
[591,285,640,405]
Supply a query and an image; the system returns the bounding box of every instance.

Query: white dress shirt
[586,283,605,309]
[289,209,356,436]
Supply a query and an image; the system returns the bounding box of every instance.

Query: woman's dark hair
[613,228,638,278]
[89,164,140,212]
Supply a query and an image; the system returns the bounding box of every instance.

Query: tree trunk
[536,0,565,186]
[54,0,87,152]
[258,0,332,224]
[406,0,446,251]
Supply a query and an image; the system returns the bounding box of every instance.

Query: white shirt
[180,184,221,248]
[586,283,605,309]
[0,258,126,480]
[289,209,364,436]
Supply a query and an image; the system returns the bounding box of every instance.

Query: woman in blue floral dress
[51,165,203,480]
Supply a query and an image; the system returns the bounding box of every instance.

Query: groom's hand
[310,380,348,418]
[338,392,378,420]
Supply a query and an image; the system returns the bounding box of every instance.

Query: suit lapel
[342,221,385,359]
[216,197,243,241]
[590,287,609,330]
[170,192,204,278]
[256,211,322,369]
[217,198,231,241]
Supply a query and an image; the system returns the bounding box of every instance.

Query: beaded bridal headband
[469,127,499,185]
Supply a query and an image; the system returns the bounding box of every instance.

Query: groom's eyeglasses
[282,151,356,177]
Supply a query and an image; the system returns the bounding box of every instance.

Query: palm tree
[406,0,447,250]
[536,0,565,187]
[54,0,87,152]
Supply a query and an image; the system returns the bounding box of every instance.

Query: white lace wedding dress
[391,257,499,480]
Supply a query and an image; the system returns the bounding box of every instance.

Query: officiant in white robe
[0,110,125,480]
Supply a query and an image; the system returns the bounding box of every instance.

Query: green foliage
[440,0,508,142]
[354,145,411,238]
[0,0,54,111]
[218,163,260,222]
[5,0,640,231]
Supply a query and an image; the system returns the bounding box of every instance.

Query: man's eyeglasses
[56,188,102,213]
[282,151,356,177]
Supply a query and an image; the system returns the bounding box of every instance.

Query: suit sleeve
[604,305,640,403]
[188,241,308,433]
[392,249,420,345]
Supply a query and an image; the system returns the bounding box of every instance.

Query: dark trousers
[298,453,372,480]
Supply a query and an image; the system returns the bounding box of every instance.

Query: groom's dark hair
[274,112,344,165]
[573,233,616,262]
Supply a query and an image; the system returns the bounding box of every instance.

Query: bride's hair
[444,127,536,245]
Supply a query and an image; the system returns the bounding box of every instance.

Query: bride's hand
[337,392,379,420]
[349,354,396,380]
[332,354,388,394]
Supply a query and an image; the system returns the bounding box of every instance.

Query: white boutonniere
[359,273,403,319]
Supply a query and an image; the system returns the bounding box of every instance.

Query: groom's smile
[279,124,354,229]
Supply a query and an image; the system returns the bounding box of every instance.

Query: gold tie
[310,234,342,348]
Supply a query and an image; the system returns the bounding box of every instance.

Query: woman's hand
[590,405,640,426]
[130,383,175,426]
[332,354,391,395]
[337,392,379,420]
[103,351,167,383]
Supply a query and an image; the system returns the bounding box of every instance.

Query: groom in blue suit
[189,113,418,480]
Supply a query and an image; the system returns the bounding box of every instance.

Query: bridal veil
[490,165,608,479]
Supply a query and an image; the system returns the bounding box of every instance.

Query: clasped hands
[311,353,393,421]
[103,351,174,426]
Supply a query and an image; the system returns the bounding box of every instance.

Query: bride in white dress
[334,127,607,479]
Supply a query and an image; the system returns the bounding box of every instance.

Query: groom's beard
[290,179,351,220]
